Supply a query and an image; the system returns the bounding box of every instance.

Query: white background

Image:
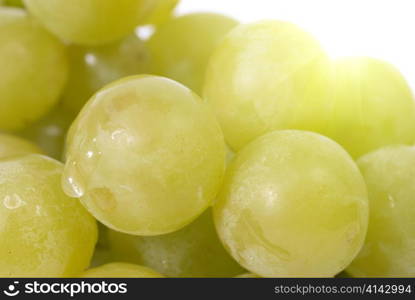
[177,0,415,90]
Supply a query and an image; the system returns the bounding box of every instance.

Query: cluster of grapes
[0,0,414,278]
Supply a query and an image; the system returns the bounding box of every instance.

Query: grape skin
[0,154,97,277]
[80,262,164,278]
[24,0,157,45]
[347,146,415,277]
[62,75,226,236]
[108,209,244,277]
[148,13,238,95]
[0,8,68,130]
[204,20,330,151]
[61,34,150,115]
[0,133,42,159]
[213,130,368,277]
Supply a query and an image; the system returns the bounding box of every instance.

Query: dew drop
[3,194,26,210]
[61,159,86,198]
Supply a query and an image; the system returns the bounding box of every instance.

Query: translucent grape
[18,106,74,160]
[61,34,150,115]
[63,75,226,236]
[213,130,368,277]
[148,13,238,95]
[108,209,244,277]
[24,0,155,45]
[321,57,415,158]
[203,20,330,151]
[0,8,68,130]
[347,146,415,277]
[80,263,164,278]
[0,133,42,159]
[0,154,97,277]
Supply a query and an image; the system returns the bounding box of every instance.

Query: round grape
[347,146,415,277]
[214,130,368,277]
[62,75,226,236]
[0,154,97,277]
[204,20,330,151]
[0,8,68,130]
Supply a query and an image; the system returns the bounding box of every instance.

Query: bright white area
[177,0,415,90]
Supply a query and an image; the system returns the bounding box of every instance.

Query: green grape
[108,209,244,277]
[0,154,97,277]
[62,34,150,115]
[321,57,415,158]
[62,75,226,236]
[148,13,238,95]
[203,20,330,151]
[235,273,260,278]
[347,146,415,277]
[4,0,24,7]
[213,130,368,277]
[0,8,68,131]
[18,106,74,160]
[0,133,42,159]
[24,0,156,45]
[141,0,179,26]
[80,263,164,278]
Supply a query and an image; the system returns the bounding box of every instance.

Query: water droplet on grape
[62,159,85,198]
[3,194,26,210]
